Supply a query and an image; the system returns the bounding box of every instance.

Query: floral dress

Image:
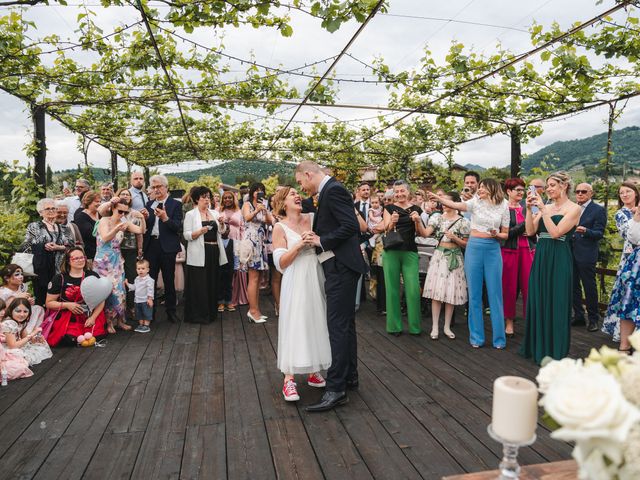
[93,230,126,326]
[1,319,52,366]
[422,215,470,305]
[243,204,269,271]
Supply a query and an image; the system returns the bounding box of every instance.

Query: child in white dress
[1,298,52,366]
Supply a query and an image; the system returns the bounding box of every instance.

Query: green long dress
[520,215,575,364]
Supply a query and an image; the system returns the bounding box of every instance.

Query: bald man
[571,183,607,331]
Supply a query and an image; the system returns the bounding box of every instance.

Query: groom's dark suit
[313,177,367,393]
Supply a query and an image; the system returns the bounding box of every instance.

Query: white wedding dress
[273,217,332,375]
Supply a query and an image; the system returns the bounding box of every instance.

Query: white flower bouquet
[536,332,640,480]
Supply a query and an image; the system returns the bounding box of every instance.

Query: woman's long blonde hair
[479,178,504,205]
[273,186,293,218]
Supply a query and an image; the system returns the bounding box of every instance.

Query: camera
[462,187,470,194]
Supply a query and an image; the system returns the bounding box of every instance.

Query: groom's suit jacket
[313,177,367,275]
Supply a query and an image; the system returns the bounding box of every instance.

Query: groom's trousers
[323,257,360,392]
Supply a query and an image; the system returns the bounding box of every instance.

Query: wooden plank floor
[0,295,609,479]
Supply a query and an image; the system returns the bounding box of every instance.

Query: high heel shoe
[247,312,266,324]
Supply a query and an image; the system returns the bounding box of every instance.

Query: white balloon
[80,276,112,312]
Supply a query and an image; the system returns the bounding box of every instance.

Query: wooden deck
[0,297,607,479]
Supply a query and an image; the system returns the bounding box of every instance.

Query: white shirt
[64,196,81,223]
[579,199,592,219]
[129,186,148,211]
[318,175,331,197]
[128,275,155,303]
[150,194,169,237]
[464,197,510,233]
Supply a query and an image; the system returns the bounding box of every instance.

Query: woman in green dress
[521,172,581,364]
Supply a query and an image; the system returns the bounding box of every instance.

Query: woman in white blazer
[183,186,228,324]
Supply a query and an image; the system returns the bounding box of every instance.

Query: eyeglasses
[69,256,86,261]
[575,190,589,194]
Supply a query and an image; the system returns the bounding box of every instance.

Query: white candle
[492,376,538,443]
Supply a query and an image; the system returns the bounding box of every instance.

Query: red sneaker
[307,373,326,388]
[282,380,300,402]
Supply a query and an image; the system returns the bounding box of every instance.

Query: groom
[295,161,367,412]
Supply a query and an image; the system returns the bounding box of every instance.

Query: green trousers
[382,250,422,334]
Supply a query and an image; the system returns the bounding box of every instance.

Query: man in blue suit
[144,174,183,326]
[572,183,607,332]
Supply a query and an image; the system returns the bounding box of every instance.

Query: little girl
[2,298,52,366]
[1,297,33,382]
[367,196,384,300]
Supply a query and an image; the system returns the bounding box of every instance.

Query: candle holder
[487,425,536,480]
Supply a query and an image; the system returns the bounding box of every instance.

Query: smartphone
[256,191,265,202]
[462,187,470,194]
[528,185,539,214]
[156,202,164,210]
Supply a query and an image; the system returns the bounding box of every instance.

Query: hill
[522,126,640,173]
[172,159,295,184]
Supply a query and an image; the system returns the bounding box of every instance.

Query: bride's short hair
[273,186,293,217]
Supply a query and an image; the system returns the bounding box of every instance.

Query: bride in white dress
[272,187,332,402]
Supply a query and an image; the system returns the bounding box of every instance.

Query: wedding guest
[242,182,274,323]
[2,298,52,366]
[74,190,101,267]
[219,191,246,310]
[366,196,384,302]
[604,207,640,354]
[183,186,228,324]
[0,264,45,332]
[45,247,108,347]
[521,172,581,363]
[144,175,183,324]
[64,178,90,223]
[602,182,640,341]
[430,178,509,349]
[382,180,429,336]
[422,192,470,340]
[98,188,146,320]
[55,200,83,249]
[129,171,149,212]
[21,198,74,305]
[0,302,33,381]
[100,183,114,203]
[272,186,331,401]
[126,259,155,333]
[94,198,145,333]
[571,183,607,332]
[501,178,535,337]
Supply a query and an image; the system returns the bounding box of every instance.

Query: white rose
[541,368,640,444]
[536,358,583,394]
[573,441,621,480]
[629,330,640,352]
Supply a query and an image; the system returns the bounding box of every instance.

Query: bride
[272,186,332,402]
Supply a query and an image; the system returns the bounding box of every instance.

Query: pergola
[1,0,639,191]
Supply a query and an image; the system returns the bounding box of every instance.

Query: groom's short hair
[295,161,323,174]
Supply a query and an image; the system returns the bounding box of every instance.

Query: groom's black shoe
[305,391,348,412]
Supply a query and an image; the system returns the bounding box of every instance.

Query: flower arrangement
[536,332,640,480]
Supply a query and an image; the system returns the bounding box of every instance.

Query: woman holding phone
[242,182,274,323]
[428,178,510,349]
[521,172,581,363]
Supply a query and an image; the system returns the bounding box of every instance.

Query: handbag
[382,227,404,250]
[11,252,34,276]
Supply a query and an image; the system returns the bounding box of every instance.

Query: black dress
[184,222,220,324]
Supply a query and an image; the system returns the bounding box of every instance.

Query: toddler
[126,259,155,333]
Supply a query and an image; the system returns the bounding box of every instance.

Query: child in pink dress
[0,298,33,382]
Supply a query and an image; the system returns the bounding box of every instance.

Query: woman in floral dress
[93,199,144,333]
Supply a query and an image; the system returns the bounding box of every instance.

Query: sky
[1,0,638,174]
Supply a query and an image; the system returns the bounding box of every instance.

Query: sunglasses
[115,209,130,215]
[575,190,589,194]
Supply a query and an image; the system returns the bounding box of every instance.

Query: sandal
[618,347,633,356]
[226,305,236,312]
[217,304,225,313]
[117,322,132,331]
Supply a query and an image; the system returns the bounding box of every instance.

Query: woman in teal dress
[520,172,581,364]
